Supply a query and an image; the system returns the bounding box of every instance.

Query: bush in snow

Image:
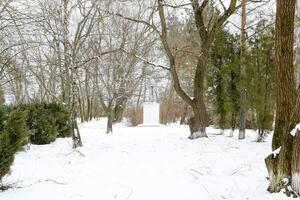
[0,108,29,183]
[30,107,58,145]
[46,103,71,138]
[18,102,71,145]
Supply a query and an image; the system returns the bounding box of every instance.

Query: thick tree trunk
[265,0,298,196]
[188,53,208,139]
[272,0,297,150]
[188,101,208,139]
[265,130,295,195]
[188,115,207,139]
[266,91,300,196]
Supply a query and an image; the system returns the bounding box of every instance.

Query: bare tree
[156,0,238,139]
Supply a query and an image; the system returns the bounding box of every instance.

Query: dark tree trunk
[265,130,295,195]
[272,0,297,151]
[229,112,236,137]
[106,113,113,134]
[257,129,264,142]
[86,98,92,121]
[89,99,93,120]
[188,53,208,139]
[229,69,238,137]
[188,105,207,139]
[239,0,247,140]
[215,56,225,134]
[113,103,125,123]
[265,0,298,195]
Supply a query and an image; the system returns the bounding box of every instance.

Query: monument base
[142,102,160,126]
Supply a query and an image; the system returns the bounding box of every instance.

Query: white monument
[142,86,160,126]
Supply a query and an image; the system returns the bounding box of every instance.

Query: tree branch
[120,48,169,71]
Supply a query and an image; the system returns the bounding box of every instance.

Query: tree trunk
[229,112,236,137]
[106,113,113,134]
[113,97,126,123]
[216,58,225,135]
[257,129,264,142]
[229,69,238,138]
[265,0,298,195]
[188,52,208,139]
[239,0,247,140]
[62,0,71,106]
[189,101,207,139]
[163,84,174,124]
[272,0,297,151]
[70,71,83,148]
[180,103,188,125]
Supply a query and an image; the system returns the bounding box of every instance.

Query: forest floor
[0,119,290,200]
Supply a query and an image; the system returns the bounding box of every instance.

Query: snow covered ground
[0,119,290,200]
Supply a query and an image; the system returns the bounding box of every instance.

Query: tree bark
[62,0,82,148]
[229,112,236,137]
[106,113,113,134]
[70,71,83,148]
[189,53,208,138]
[265,0,298,195]
[272,0,297,151]
[239,0,247,140]
[180,103,188,125]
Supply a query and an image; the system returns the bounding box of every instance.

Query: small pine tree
[0,88,5,105]
[18,102,71,144]
[29,104,58,145]
[0,109,29,182]
[46,103,71,138]
[247,18,275,142]
[207,29,240,134]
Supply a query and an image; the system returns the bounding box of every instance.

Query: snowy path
[0,120,289,200]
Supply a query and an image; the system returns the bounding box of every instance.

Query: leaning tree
[157,0,238,138]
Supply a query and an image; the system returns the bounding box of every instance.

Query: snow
[0,120,291,200]
[272,147,281,158]
[282,178,289,185]
[290,123,300,136]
